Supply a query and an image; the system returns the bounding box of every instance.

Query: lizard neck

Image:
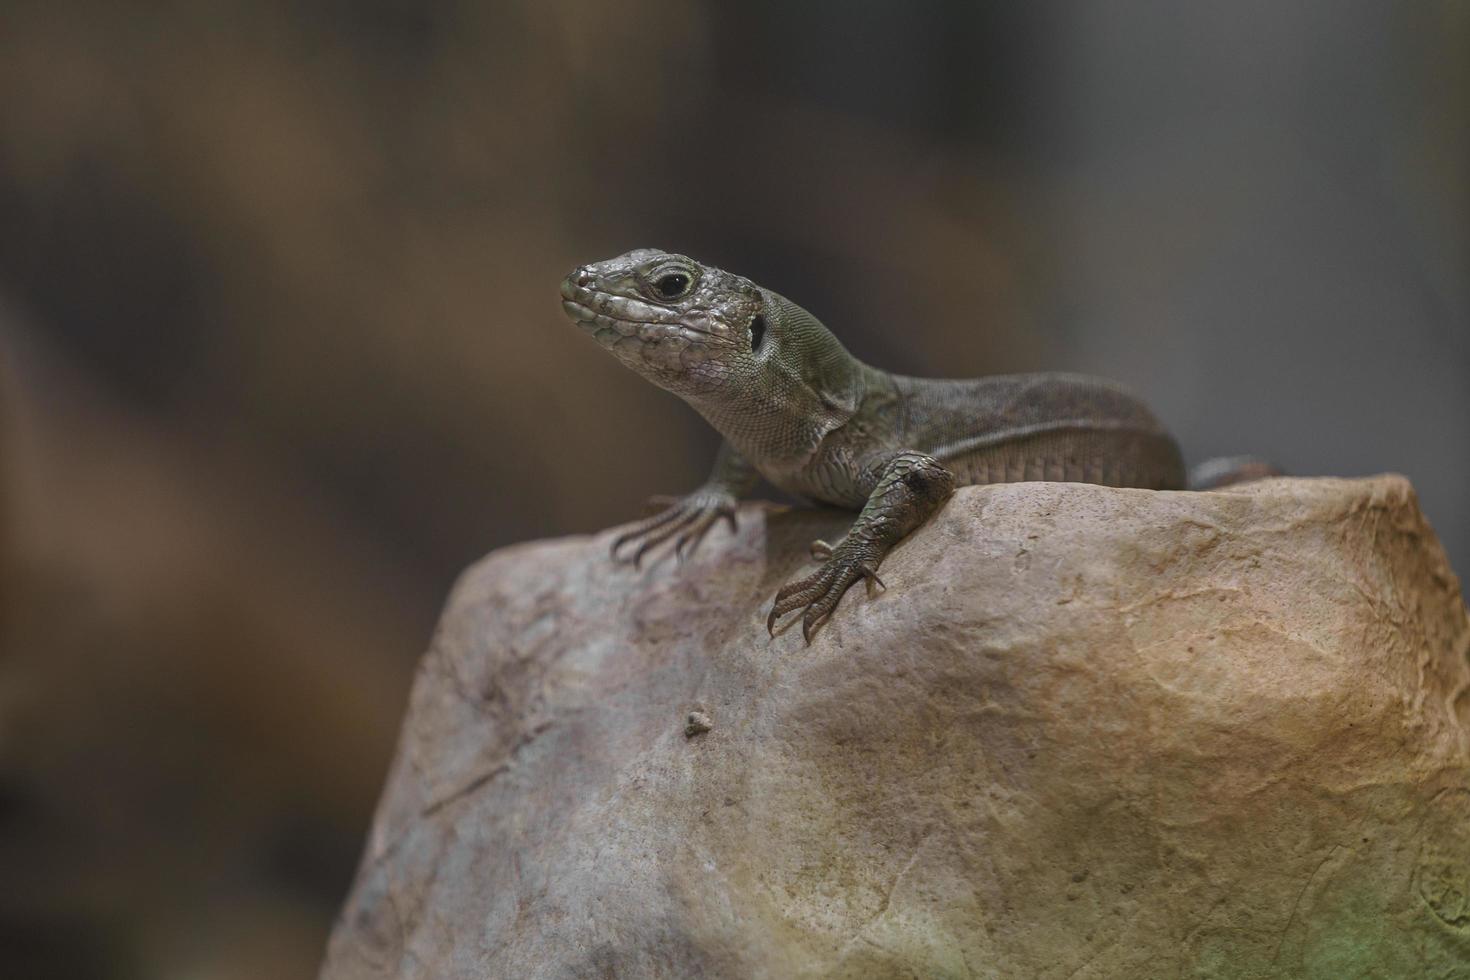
[684,289,869,470]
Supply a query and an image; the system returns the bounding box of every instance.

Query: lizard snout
[559,270,598,325]
[564,265,595,290]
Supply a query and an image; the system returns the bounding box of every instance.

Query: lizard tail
[1188,455,1283,490]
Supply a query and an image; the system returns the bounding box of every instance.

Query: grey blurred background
[0,1,1465,976]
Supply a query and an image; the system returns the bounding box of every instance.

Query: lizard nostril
[575,266,594,287]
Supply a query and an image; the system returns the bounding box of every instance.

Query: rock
[321,477,1470,979]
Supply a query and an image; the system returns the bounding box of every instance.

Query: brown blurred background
[0,1,1465,976]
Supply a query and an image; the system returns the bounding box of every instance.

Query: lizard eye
[654,272,691,299]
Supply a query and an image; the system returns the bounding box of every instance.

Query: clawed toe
[611,506,686,562]
[766,547,885,643]
[766,575,826,635]
[674,510,729,562]
[611,496,737,567]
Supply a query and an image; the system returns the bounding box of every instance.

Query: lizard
[559,248,1271,642]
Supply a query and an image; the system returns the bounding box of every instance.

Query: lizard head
[559,249,767,397]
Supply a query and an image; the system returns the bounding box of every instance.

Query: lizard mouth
[558,278,599,325]
[560,298,596,323]
[558,278,723,345]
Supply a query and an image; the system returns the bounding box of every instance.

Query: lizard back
[892,373,1187,490]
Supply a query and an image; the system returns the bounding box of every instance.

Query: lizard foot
[767,540,886,643]
[610,490,738,567]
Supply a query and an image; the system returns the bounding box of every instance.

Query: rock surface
[322,477,1470,979]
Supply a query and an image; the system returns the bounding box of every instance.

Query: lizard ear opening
[750,314,766,352]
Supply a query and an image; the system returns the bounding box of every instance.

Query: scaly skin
[560,249,1187,641]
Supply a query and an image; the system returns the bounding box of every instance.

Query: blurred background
[0,1,1465,976]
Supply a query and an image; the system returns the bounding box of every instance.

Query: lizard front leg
[611,441,759,566]
[768,450,956,643]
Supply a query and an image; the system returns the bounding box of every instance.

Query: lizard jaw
[561,297,596,323]
[557,275,734,394]
[559,278,726,348]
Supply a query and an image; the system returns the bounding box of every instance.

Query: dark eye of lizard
[654,272,690,299]
[750,314,766,351]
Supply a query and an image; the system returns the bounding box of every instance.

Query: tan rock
[322,476,1470,979]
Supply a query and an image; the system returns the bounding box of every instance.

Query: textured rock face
[322,477,1470,979]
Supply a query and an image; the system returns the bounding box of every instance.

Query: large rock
[322,477,1470,979]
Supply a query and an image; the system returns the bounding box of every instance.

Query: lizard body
[560,249,1225,640]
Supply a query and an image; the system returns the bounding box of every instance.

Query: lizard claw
[611,491,737,567]
[767,541,886,643]
[674,510,728,563]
